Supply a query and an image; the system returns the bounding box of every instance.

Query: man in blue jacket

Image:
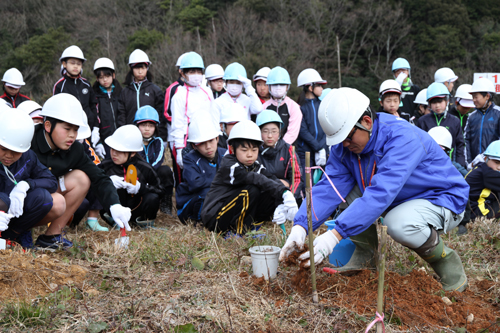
[279,87,470,292]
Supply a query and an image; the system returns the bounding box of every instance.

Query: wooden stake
[377,226,388,333]
[305,152,319,304]
[291,146,296,194]
[336,35,342,88]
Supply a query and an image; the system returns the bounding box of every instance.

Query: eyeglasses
[262,130,280,136]
[345,127,358,142]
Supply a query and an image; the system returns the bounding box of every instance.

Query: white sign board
[474,73,500,93]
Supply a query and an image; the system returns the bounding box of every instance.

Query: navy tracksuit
[464,102,500,165]
[138,136,174,197]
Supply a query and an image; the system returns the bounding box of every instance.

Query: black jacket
[117,80,167,140]
[0,92,30,108]
[465,162,500,219]
[30,124,120,209]
[53,74,98,129]
[93,81,122,144]
[448,104,469,133]
[399,84,420,118]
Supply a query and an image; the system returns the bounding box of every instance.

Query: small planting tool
[125,164,138,197]
[114,227,129,249]
[323,267,338,275]
[305,152,319,304]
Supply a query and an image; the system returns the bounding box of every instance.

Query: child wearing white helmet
[449,84,474,132]
[391,57,421,118]
[176,114,227,224]
[205,64,226,99]
[54,45,100,150]
[100,125,163,228]
[117,49,167,141]
[412,88,430,121]
[1,68,30,107]
[218,103,248,149]
[253,67,271,103]
[210,62,263,124]
[164,52,189,130]
[263,66,303,144]
[17,100,44,124]
[377,79,412,121]
[465,77,500,168]
[0,112,65,249]
[30,93,132,249]
[434,67,458,93]
[201,120,299,234]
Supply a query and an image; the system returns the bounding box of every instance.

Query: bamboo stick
[305,152,318,304]
[377,226,388,333]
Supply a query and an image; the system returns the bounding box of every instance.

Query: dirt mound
[0,249,88,301]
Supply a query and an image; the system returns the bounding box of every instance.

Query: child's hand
[95,144,106,159]
[272,204,286,225]
[282,191,299,221]
[110,175,127,189]
[0,211,14,231]
[91,127,100,147]
[279,225,306,262]
[176,149,184,169]
[8,181,30,218]
[110,204,132,231]
[125,181,141,195]
[315,149,327,166]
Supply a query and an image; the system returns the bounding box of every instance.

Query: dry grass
[0,214,499,332]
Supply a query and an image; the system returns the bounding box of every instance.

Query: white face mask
[226,83,243,97]
[187,74,203,87]
[270,85,288,99]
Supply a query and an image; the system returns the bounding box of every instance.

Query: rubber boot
[86,218,109,232]
[336,224,378,271]
[414,229,468,292]
[160,195,173,216]
[135,217,155,229]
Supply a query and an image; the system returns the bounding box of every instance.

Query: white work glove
[176,148,184,169]
[469,153,485,170]
[298,230,340,267]
[315,148,327,166]
[91,127,100,147]
[282,191,299,221]
[125,180,141,195]
[0,211,14,231]
[8,181,30,218]
[95,143,106,159]
[110,175,127,189]
[272,204,286,225]
[110,204,132,231]
[237,75,256,95]
[279,225,307,261]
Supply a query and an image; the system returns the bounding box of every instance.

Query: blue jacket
[296,98,327,154]
[293,113,469,239]
[176,147,226,208]
[465,102,500,164]
[138,137,165,171]
[0,150,58,206]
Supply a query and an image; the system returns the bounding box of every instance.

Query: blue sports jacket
[296,98,327,154]
[138,137,165,171]
[464,102,500,165]
[293,113,469,239]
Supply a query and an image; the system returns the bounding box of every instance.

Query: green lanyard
[2,164,18,185]
[434,113,444,127]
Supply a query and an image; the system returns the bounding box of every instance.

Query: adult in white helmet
[434,67,458,93]
[0,111,66,249]
[253,67,271,103]
[176,114,227,223]
[201,120,299,234]
[391,57,421,119]
[54,45,100,151]
[464,77,500,168]
[280,87,469,292]
[205,64,225,99]
[1,68,30,108]
[449,84,474,131]
[30,93,132,250]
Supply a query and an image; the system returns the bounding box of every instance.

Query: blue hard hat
[256,109,283,128]
[319,88,332,101]
[134,105,159,124]
[266,66,291,85]
[484,140,500,159]
[180,51,205,70]
[223,62,247,81]
[426,82,450,101]
[392,58,411,71]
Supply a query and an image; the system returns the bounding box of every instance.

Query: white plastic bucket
[248,245,281,280]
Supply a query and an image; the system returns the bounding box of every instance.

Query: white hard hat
[17,100,42,115]
[40,93,87,128]
[205,64,225,81]
[455,84,475,108]
[94,57,115,71]
[0,100,12,114]
[227,119,263,144]
[414,89,428,106]
[319,87,370,146]
[2,68,25,87]
[176,52,189,67]
[105,125,143,152]
[470,77,496,94]
[187,114,220,144]
[379,79,401,95]
[434,67,458,83]
[77,108,91,140]
[220,103,248,124]
[253,67,271,81]
[128,49,151,66]
[297,68,327,87]
[0,111,34,153]
[59,45,86,63]
[428,126,452,150]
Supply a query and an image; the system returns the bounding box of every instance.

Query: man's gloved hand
[237,75,256,95]
[0,211,14,231]
[110,204,132,231]
[8,181,30,218]
[125,181,141,195]
[110,175,127,189]
[279,225,307,262]
[176,148,184,169]
[315,148,327,166]
[91,127,100,147]
[282,191,299,221]
[298,230,340,267]
[95,144,106,159]
[272,204,286,225]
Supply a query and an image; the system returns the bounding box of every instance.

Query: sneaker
[34,235,73,251]
[18,230,34,249]
[457,224,468,236]
[160,195,173,216]
[86,219,109,232]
